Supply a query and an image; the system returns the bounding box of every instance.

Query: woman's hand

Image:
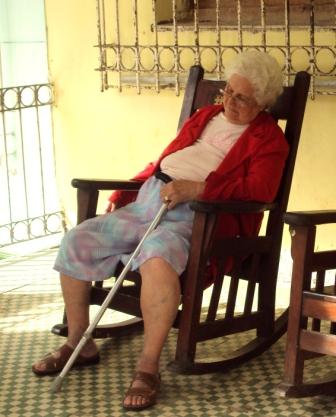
[160,180,205,209]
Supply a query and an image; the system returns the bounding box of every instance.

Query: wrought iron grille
[96,0,336,96]
[0,84,66,248]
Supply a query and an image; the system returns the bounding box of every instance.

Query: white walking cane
[51,201,168,393]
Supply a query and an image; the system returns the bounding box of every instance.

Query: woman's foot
[32,342,100,376]
[123,355,161,410]
[123,371,161,411]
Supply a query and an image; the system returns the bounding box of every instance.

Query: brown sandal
[32,344,100,376]
[123,371,161,411]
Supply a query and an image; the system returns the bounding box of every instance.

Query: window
[96,0,336,96]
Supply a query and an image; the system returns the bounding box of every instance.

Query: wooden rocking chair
[52,65,310,374]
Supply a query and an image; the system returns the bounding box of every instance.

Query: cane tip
[50,376,63,393]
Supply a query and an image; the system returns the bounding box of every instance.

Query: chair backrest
[178,65,310,255]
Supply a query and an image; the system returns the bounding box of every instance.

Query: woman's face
[222,74,264,125]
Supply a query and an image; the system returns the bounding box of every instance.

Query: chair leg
[278,225,316,397]
[256,257,277,337]
[168,269,205,373]
[167,210,218,373]
[279,337,305,396]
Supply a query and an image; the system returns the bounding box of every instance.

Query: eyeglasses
[220,85,256,109]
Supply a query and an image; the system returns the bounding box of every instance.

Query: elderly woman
[32,50,288,411]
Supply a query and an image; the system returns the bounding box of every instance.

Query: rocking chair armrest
[71,178,143,191]
[189,199,277,214]
[284,210,336,227]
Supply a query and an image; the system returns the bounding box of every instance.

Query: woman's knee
[140,258,180,289]
[140,257,174,273]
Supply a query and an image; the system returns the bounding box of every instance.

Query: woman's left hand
[160,180,205,210]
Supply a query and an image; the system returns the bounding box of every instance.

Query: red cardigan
[110,104,289,241]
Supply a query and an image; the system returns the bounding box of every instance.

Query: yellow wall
[45,0,336,249]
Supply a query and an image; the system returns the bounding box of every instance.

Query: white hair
[224,50,283,108]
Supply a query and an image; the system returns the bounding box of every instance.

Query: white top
[160,112,248,181]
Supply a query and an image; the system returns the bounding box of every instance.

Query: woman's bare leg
[123,257,181,408]
[34,258,180,407]
[32,273,98,371]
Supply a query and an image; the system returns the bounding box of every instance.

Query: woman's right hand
[160,180,205,210]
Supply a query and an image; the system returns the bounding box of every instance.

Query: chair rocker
[52,65,310,374]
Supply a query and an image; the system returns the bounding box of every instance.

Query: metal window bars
[95,0,336,97]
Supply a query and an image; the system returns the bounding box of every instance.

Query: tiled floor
[1,247,336,417]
